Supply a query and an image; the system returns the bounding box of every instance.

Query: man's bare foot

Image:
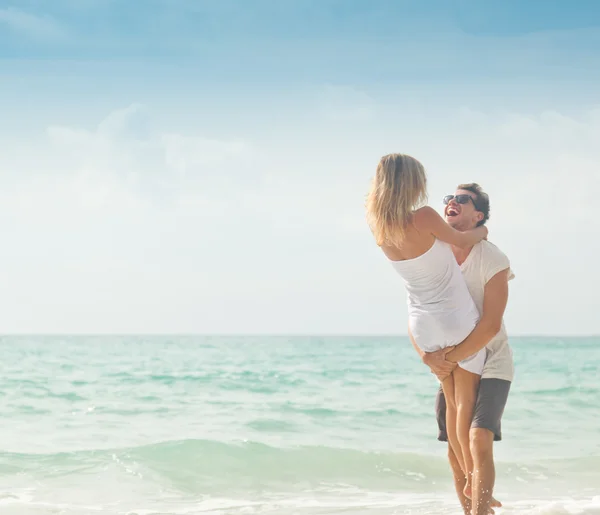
[475,496,501,514]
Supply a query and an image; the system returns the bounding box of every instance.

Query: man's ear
[475,212,484,224]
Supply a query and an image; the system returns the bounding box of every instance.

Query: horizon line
[0,333,597,338]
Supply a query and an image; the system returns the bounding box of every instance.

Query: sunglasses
[443,194,480,210]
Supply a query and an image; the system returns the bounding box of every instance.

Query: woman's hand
[422,347,457,380]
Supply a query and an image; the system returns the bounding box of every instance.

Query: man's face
[444,189,483,230]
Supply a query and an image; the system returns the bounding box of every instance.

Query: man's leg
[470,428,496,515]
[469,378,511,515]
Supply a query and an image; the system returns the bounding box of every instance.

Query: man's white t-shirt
[459,240,515,382]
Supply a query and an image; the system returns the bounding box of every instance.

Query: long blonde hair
[366,153,428,246]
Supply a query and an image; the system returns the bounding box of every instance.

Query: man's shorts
[435,378,511,442]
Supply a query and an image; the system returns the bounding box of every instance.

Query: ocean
[0,335,598,514]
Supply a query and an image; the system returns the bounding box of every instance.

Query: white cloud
[0,7,66,40]
[162,134,251,176]
[0,100,598,334]
[38,104,255,210]
[95,102,148,139]
[447,107,600,229]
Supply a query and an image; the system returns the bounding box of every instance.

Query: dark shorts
[435,378,511,442]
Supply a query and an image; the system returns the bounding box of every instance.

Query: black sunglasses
[443,194,480,210]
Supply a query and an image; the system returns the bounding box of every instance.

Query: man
[413,183,514,515]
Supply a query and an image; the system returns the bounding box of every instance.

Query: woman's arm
[414,206,487,248]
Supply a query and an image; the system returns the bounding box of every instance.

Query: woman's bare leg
[453,366,481,500]
[440,375,464,473]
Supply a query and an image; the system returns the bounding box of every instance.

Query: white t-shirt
[459,240,515,381]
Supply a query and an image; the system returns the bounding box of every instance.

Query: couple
[366,154,514,515]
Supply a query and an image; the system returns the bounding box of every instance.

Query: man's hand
[422,347,457,380]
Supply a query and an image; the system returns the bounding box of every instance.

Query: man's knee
[470,428,494,461]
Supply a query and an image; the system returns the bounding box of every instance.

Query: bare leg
[447,443,472,515]
[448,441,498,515]
[453,366,481,500]
[440,376,464,473]
[470,428,501,515]
[440,388,498,515]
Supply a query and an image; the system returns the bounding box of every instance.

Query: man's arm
[411,325,457,378]
[445,269,509,364]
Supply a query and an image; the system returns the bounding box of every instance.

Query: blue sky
[0,1,598,334]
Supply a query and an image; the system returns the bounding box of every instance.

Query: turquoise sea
[0,336,598,514]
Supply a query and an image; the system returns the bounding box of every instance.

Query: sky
[0,0,599,335]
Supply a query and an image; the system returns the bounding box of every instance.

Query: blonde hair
[366,153,428,246]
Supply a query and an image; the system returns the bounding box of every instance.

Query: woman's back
[388,237,473,313]
[387,232,480,351]
[381,212,480,349]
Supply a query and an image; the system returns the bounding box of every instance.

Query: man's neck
[452,244,474,266]
[448,222,479,264]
